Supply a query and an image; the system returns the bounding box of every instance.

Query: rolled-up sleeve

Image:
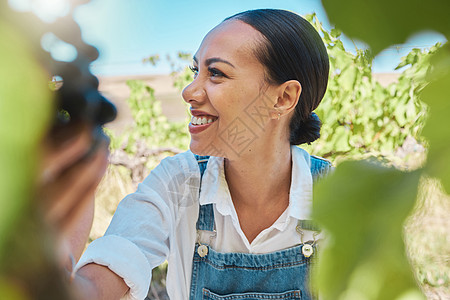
[74,235,151,300]
[75,151,199,300]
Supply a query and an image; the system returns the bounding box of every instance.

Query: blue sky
[10,0,446,76]
[73,0,335,76]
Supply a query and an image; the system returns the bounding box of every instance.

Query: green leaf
[394,100,407,126]
[0,19,52,260]
[0,277,28,300]
[332,126,352,152]
[312,161,423,300]
[330,28,341,38]
[321,0,450,55]
[422,48,450,192]
[338,66,357,91]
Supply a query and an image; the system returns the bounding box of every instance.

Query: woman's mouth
[191,116,217,126]
[189,115,218,134]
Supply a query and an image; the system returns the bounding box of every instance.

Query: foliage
[172,65,195,92]
[421,49,450,192]
[0,13,73,300]
[313,162,423,300]
[304,14,435,162]
[0,17,52,259]
[111,79,190,154]
[142,54,160,66]
[169,52,194,91]
[142,51,194,92]
[321,0,450,56]
[404,178,450,299]
[312,0,450,299]
[0,17,51,258]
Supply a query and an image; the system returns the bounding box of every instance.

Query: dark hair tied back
[290,112,321,145]
[225,9,329,145]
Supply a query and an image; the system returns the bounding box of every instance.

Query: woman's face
[182,20,279,159]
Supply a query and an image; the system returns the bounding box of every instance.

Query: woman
[72,8,331,300]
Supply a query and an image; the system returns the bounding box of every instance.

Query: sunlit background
[8,0,447,76]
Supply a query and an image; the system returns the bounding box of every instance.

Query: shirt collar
[288,146,313,220]
[198,146,313,220]
[198,156,234,216]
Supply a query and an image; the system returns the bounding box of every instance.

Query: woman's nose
[182,77,206,105]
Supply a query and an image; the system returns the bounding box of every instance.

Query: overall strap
[195,155,214,231]
[310,155,332,183]
[196,155,209,177]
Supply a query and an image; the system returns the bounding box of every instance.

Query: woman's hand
[37,124,129,300]
[38,123,110,269]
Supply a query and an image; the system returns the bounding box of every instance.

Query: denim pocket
[202,288,302,300]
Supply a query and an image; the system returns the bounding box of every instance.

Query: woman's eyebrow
[193,56,235,68]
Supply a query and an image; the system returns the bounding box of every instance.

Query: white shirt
[75,146,316,300]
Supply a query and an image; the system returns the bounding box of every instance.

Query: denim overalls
[189,154,332,300]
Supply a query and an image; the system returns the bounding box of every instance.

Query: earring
[273,109,281,120]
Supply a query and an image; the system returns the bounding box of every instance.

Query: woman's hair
[224,9,329,145]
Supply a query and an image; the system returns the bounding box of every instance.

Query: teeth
[191,116,216,125]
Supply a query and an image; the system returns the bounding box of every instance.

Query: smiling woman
[71,9,332,300]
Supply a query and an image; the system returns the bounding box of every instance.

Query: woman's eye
[189,65,199,78]
[208,67,227,78]
[188,65,227,80]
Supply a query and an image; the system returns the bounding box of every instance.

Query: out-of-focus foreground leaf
[313,161,423,300]
[421,45,450,192]
[321,0,450,56]
[0,15,52,299]
[315,1,450,299]
[0,18,51,258]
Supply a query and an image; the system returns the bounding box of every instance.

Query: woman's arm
[39,124,109,266]
[40,124,195,299]
[38,124,131,299]
[72,151,198,299]
[72,264,129,300]
[39,125,132,299]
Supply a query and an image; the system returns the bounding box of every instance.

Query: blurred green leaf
[422,46,450,192]
[321,0,450,55]
[0,19,52,260]
[142,54,160,66]
[313,161,423,300]
[0,277,27,300]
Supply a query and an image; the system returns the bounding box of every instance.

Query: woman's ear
[274,80,302,116]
